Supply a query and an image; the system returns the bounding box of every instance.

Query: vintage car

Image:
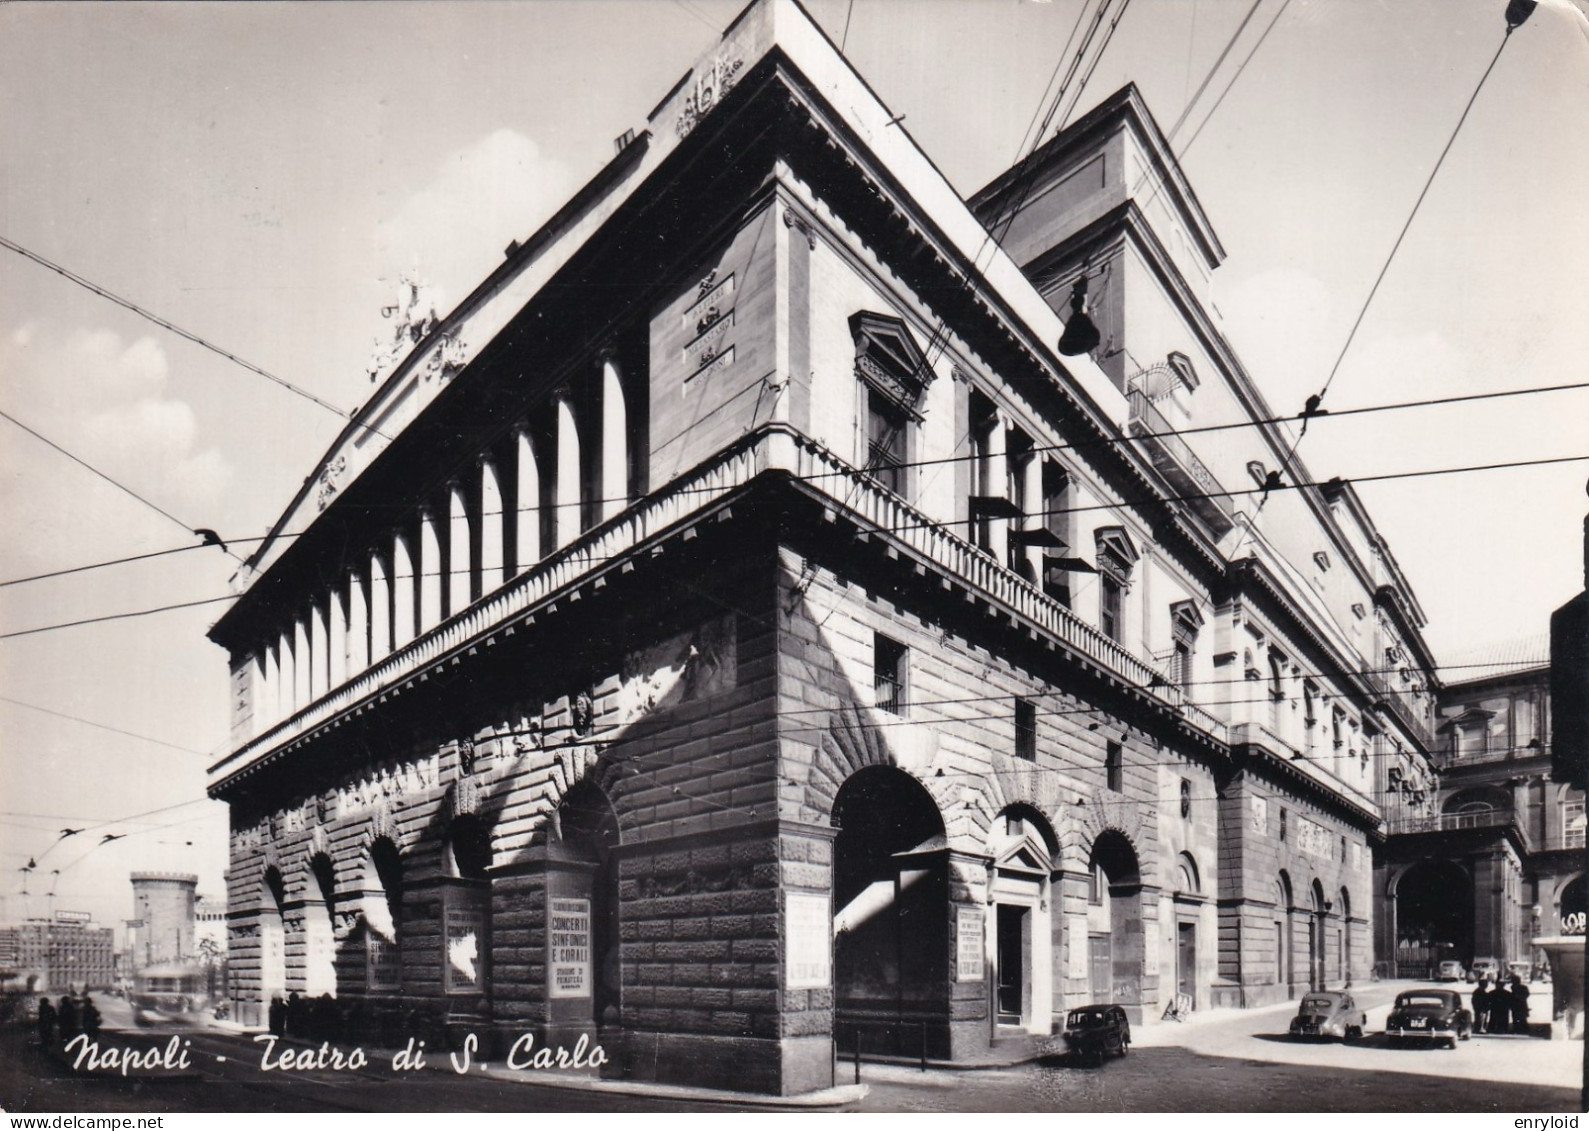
[1435,960,1466,982]
[1386,989,1473,1048]
[1507,960,1535,983]
[1060,1004,1131,1063]
[1288,991,1366,1041]
[1468,957,1501,984]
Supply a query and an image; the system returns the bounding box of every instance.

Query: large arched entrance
[1559,873,1586,933]
[1087,831,1142,1011]
[362,837,404,992]
[832,766,948,1052]
[546,780,620,1036]
[988,806,1058,1034]
[442,815,493,1001]
[1394,858,1473,974]
[259,866,287,1015]
[303,853,337,997]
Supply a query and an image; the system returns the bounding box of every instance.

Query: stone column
[327,585,347,690]
[278,628,296,717]
[600,353,627,522]
[479,455,504,593]
[261,642,279,731]
[370,551,392,660]
[448,481,472,615]
[294,616,312,710]
[346,568,369,676]
[555,390,581,549]
[392,531,416,647]
[308,598,328,701]
[419,508,442,632]
[515,427,540,573]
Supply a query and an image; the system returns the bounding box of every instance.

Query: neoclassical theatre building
[208,0,1443,1094]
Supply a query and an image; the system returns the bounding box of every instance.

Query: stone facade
[207,0,1442,1094]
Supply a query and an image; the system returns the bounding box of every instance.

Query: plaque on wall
[785,892,831,988]
[955,906,985,981]
[444,891,487,993]
[549,897,591,998]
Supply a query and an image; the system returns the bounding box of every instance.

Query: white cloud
[0,324,232,574]
[374,128,575,315]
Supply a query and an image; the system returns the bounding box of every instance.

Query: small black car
[1288,990,1366,1041]
[1386,989,1473,1049]
[1061,1003,1131,1063]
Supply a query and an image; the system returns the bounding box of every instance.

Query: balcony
[1363,666,1437,751]
[1386,807,1531,850]
[1126,388,1234,538]
[211,424,1228,789]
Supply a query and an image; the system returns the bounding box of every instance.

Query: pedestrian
[1472,977,1492,1034]
[268,995,286,1036]
[1489,977,1512,1034]
[81,995,101,1039]
[57,995,79,1042]
[1509,974,1530,1034]
[36,996,57,1046]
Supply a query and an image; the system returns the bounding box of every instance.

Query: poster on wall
[955,906,984,981]
[785,892,831,988]
[549,896,591,998]
[444,893,487,992]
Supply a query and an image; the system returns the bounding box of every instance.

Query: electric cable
[0,593,236,641]
[0,407,237,559]
[0,233,374,434]
[0,694,210,755]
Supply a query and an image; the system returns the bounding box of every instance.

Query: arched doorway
[1338,887,1352,985]
[259,866,287,1014]
[1559,873,1586,933]
[443,815,492,1000]
[832,767,948,1051]
[547,781,620,1034]
[1308,880,1327,992]
[1087,831,1142,1010]
[362,837,404,992]
[1394,858,1473,974]
[1275,873,1294,997]
[988,806,1058,1034]
[1171,853,1201,1007]
[303,854,337,997]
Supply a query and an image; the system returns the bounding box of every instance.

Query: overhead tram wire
[0,234,393,443]
[0,408,241,562]
[4,375,1582,592]
[1237,10,1531,543]
[0,694,210,755]
[4,446,1579,636]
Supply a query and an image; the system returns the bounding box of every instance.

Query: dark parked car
[1386,989,1473,1048]
[1061,1004,1131,1063]
[1288,990,1366,1041]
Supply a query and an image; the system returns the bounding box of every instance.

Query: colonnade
[244,358,630,736]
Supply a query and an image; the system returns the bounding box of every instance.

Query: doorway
[996,904,1028,1024]
[1176,921,1196,1001]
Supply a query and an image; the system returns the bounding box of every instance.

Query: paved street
[1,982,1580,1114]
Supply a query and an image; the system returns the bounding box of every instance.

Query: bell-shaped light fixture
[1057,275,1101,357]
[1505,0,1537,29]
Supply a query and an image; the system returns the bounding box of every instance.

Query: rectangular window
[1041,461,1072,607]
[1173,640,1192,691]
[865,388,908,496]
[1106,740,1123,792]
[874,633,908,715]
[1015,698,1037,761]
[1100,576,1123,642]
[1565,800,1585,849]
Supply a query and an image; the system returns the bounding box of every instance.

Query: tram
[131,962,212,1021]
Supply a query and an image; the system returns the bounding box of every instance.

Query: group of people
[35,993,102,1046]
[1472,974,1531,1034]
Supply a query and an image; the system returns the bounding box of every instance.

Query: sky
[1,0,1585,934]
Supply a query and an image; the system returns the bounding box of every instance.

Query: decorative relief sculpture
[315,455,347,511]
[366,273,467,385]
[675,55,744,138]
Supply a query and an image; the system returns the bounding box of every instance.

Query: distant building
[1380,637,1585,973]
[129,873,198,968]
[0,916,116,992]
